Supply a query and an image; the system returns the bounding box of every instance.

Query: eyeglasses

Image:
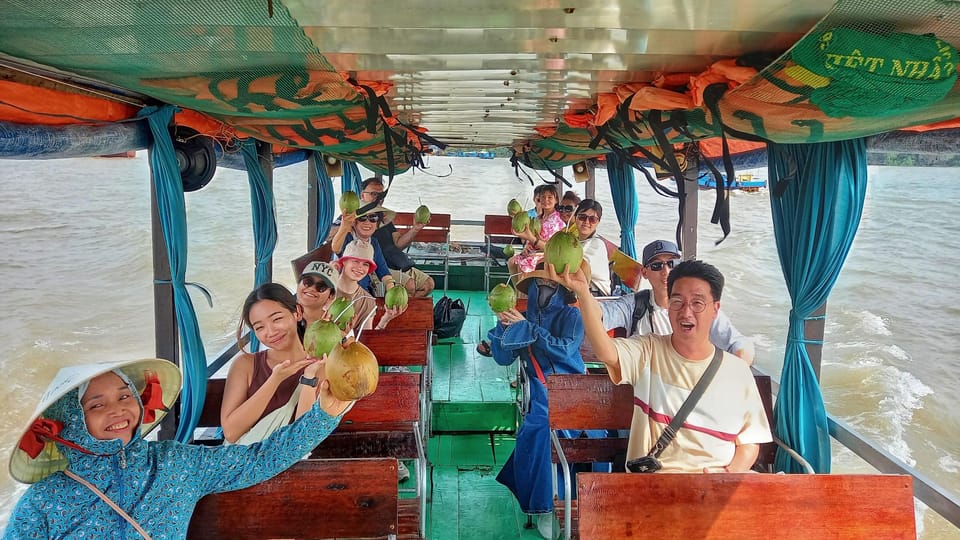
[300,277,330,293]
[646,259,678,272]
[356,214,381,223]
[576,214,599,224]
[361,190,383,198]
[556,205,575,213]
[668,298,709,313]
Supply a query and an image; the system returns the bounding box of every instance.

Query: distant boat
[698,172,766,192]
[98,151,137,158]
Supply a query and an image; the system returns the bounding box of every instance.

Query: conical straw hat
[9,358,181,484]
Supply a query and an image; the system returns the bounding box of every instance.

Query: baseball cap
[641,240,681,266]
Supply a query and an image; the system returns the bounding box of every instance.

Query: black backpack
[433,296,468,339]
[630,289,653,336]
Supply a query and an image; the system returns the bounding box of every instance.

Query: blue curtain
[138,105,208,443]
[768,139,868,473]
[342,160,363,194]
[240,140,278,351]
[311,153,336,248]
[606,152,639,259]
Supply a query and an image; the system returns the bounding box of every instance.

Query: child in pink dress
[510,184,566,275]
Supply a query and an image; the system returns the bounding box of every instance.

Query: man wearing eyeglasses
[598,240,754,364]
[551,259,771,473]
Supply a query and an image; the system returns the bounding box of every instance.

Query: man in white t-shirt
[553,259,771,473]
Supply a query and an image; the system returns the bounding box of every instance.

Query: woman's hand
[340,211,357,228]
[379,304,407,327]
[268,357,318,383]
[516,225,537,244]
[496,308,525,326]
[313,359,354,416]
[302,354,326,379]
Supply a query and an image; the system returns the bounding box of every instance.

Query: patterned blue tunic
[4,385,342,539]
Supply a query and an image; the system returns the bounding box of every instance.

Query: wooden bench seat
[373,296,434,331]
[393,211,451,293]
[187,458,400,539]
[547,371,778,539]
[576,472,916,539]
[484,214,517,291]
[195,372,427,537]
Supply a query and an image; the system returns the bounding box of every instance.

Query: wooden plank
[187,458,399,539]
[374,297,434,330]
[547,374,633,430]
[339,372,420,426]
[576,473,916,539]
[360,328,429,366]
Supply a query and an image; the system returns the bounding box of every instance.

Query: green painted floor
[421,291,549,540]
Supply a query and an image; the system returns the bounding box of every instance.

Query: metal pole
[680,152,699,260]
[149,166,179,441]
[256,140,274,283]
[307,152,319,250]
[804,302,827,381]
[584,161,596,199]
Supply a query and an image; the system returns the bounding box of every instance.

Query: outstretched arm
[548,264,622,382]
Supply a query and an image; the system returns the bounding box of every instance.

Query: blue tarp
[768,138,868,473]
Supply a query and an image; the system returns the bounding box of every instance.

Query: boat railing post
[584,160,596,200]
[307,152,319,249]
[804,302,827,381]
[256,140,275,282]
[150,168,180,441]
[680,149,699,260]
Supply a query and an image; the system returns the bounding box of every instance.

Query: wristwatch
[299,375,318,387]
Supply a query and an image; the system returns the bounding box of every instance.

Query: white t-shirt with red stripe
[613,334,772,472]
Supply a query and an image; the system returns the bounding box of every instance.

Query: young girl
[221,283,319,444]
[334,239,406,334]
[509,184,566,276]
[5,357,350,538]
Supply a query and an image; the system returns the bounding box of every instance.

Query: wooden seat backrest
[547,374,633,463]
[484,214,515,241]
[373,297,434,330]
[187,458,399,539]
[359,328,429,367]
[197,372,420,431]
[392,212,451,244]
[576,473,916,539]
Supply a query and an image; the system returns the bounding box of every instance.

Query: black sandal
[476,340,493,357]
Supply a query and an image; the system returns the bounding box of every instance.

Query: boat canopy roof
[0,0,959,172]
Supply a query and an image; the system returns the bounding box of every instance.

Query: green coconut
[327,341,380,401]
[339,191,360,214]
[507,199,523,217]
[529,217,542,238]
[511,212,530,234]
[385,285,409,309]
[544,230,584,273]
[303,319,343,358]
[487,283,517,313]
[328,297,356,331]
[503,244,516,258]
[414,205,431,224]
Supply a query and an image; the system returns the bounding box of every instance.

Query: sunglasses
[356,214,381,223]
[556,205,575,213]
[300,276,331,293]
[646,259,678,272]
[576,214,599,224]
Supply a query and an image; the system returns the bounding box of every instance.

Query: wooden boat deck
[421,290,547,539]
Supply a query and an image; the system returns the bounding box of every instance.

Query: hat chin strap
[19,418,109,458]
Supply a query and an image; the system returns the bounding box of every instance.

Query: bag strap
[526,345,548,385]
[64,469,153,540]
[647,347,724,459]
[630,290,652,335]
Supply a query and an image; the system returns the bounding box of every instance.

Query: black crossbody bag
[627,347,724,473]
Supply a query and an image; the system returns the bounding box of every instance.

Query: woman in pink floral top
[509,184,566,275]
